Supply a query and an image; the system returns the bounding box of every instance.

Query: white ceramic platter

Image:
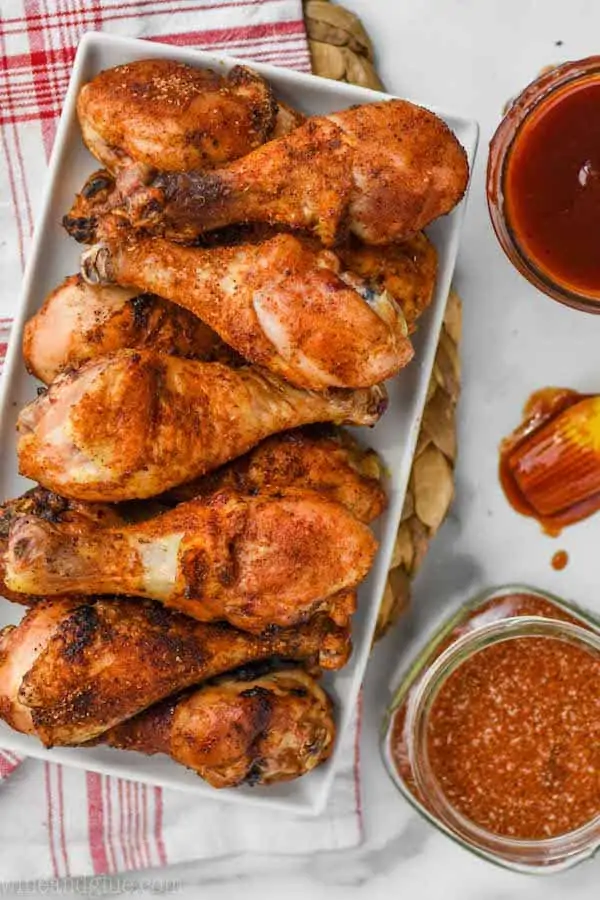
[0,31,478,815]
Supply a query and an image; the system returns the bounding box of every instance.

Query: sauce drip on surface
[499,387,600,535]
[552,549,569,570]
[504,78,600,297]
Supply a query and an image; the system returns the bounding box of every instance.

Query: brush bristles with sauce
[507,395,600,517]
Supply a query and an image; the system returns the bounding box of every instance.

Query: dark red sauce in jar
[504,77,600,298]
[389,590,600,840]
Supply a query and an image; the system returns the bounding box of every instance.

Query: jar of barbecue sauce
[487,58,600,312]
[381,586,600,872]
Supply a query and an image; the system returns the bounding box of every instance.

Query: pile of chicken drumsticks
[0,60,468,789]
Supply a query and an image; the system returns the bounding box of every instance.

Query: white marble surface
[5,0,600,896]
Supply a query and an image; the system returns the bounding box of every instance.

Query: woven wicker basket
[303,0,461,639]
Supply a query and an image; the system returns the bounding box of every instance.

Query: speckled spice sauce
[391,592,600,839]
[427,633,600,838]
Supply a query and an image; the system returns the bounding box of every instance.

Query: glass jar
[381,585,600,873]
[487,57,600,313]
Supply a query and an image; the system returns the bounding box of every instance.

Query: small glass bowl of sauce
[487,58,600,312]
[381,585,600,872]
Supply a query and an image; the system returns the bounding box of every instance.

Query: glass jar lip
[405,616,600,863]
[487,56,600,313]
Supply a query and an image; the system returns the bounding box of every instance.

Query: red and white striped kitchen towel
[0,0,363,880]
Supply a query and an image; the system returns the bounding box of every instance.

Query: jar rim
[405,616,600,864]
[487,56,600,313]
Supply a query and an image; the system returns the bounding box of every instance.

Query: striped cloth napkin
[0,1,363,880]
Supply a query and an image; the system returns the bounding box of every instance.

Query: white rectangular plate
[0,31,478,815]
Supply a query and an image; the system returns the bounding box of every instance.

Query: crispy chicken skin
[104,669,334,787]
[117,100,469,246]
[65,171,435,343]
[17,350,387,501]
[64,170,434,333]
[337,232,438,331]
[165,425,387,523]
[0,488,122,604]
[64,169,435,340]
[81,231,412,390]
[77,61,280,173]
[2,427,384,602]
[0,598,80,732]
[272,100,306,137]
[0,599,350,745]
[63,169,119,244]
[23,275,232,384]
[6,487,377,632]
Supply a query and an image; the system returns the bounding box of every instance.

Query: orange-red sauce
[499,387,600,535]
[504,78,600,297]
[390,592,600,840]
[427,633,600,839]
[552,550,569,570]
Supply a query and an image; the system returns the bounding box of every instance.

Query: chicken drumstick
[0,488,122,605]
[164,425,387,523]
[81,231,412,391]
[117,100,469,246]
[6,488,377,632]
[23,274,232,384]
[77,60,283,173]
[17,350,386,501]
[0,598,350,746]
[104,668,335,788]
[2,427,385,604]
